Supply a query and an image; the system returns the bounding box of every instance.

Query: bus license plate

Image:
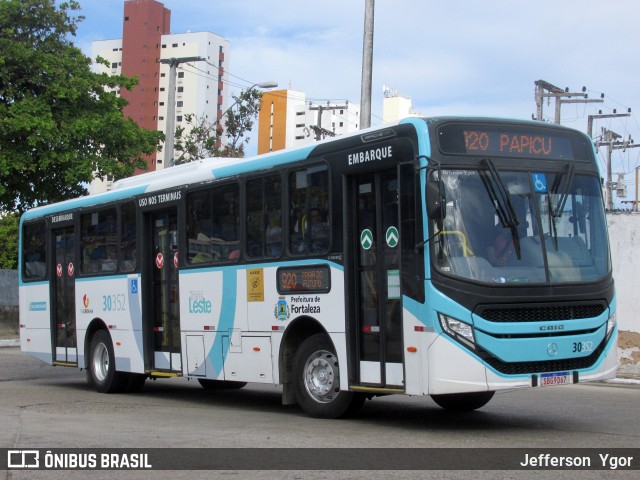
[540,371,571,387]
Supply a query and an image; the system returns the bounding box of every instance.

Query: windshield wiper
[547,163,575,250]
[479,158,521,259]
[551,162,575,217]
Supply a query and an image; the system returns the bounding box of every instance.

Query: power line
[534,80,640,208]
[595,129,640,210]
[534,79,604,124]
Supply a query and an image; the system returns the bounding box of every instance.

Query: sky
[70,0,640,204]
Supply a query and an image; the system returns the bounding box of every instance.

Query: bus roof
[20,116,588,222]
[20,118,412,221]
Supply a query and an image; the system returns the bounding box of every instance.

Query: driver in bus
[487,224,513,267]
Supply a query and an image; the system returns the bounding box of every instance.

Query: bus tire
[87,329,128,393]
[293,333,364,418]
[430,391,495,411]
[197,379,247,390]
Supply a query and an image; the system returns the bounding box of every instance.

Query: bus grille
[480,339,605,375]
[477,303,606,323]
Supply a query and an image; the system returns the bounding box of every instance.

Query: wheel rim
[303,349,339,403]
[92,342,109,382]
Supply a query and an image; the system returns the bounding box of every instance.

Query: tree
[0,0,164,213]
[174,88,263,163]
[0,212,18,269]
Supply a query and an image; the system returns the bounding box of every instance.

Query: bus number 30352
[572,341,593,353]
[103,294,126,312]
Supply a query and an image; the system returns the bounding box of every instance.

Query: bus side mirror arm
[416,229,442,253]
[417,155,446,222]
[426,179,446,222]
[415,155,446,252]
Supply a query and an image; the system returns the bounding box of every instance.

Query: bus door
[146,209,181,372]
[348,168,404,388]
[52,226,77,365]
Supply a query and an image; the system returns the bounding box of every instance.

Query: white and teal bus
[19,117,618,418]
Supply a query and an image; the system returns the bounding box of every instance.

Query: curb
[603,378,640,386]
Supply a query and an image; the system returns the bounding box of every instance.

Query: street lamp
[216,81,278,126]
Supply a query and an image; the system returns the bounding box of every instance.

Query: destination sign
[437,123,590,160]
[277,265,331,294]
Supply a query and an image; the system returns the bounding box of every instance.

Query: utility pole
[587,109,631,139]
[534,79,603,124]
[595,129,640,211]
[308,102,349,141]
[360,0,375,129]
[160,56,205,167]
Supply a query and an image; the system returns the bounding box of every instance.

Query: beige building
[382,86,419,123]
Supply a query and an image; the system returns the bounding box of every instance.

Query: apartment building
[155,31,230,168]
[91,0,229,191]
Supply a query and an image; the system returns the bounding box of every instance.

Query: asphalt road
[1,346,639,480]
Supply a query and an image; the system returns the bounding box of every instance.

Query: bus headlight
[438,313,476,349]
[606,311,617,339]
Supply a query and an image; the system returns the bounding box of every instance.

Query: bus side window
[187,184,242,264]
[81,208,118,274]
[120,202,136,272]
[187,189,213,264]
[288,164,329,255]
[22,221,47,280]
[246,174,282,259]
[212,183,240,262]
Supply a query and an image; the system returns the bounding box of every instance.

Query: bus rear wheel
[293,334,364,418]
[430,391,495,411]
[87,329,128,393]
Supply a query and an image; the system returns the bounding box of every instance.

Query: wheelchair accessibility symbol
[532,173,547,193]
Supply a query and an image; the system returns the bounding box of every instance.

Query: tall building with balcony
[155,31,229,168]
[258,90,360,154]
[91,0,229,190]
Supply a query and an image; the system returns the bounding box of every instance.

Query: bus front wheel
[430,391,495,411]
[87,330,128,393]
[293,334,364,418]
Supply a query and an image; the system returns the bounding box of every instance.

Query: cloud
[75,0,640,177]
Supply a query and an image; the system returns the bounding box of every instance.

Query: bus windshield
[430,167,610,285]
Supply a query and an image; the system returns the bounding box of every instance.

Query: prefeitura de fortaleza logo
[274,297,290,322]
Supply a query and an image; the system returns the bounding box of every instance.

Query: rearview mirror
[426,179,446,221]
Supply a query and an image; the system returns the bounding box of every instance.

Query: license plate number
[540,371,571,387]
